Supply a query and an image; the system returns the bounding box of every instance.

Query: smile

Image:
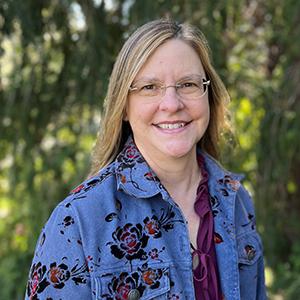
[154,122,190,130]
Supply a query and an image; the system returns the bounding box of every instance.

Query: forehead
[135,39,205,80]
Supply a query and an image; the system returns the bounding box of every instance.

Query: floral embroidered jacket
[25,137,266,300]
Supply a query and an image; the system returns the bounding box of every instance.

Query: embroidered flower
[116,282,131,299]
[148,248,159,260]
[144,208,183,235]
[124,145,140,161]
[47,262,70,289]
[107,208,181,263]
[27,262,49,299]
[27,259,88,299]
[109,223,149,261]
[218,175,240,192]
[108,272,145,300]
[143,216,161,238]
[117,144,144,170]
[141,268,163,288]
[103,267,167,300]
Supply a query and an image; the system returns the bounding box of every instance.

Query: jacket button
[128,289,140,300]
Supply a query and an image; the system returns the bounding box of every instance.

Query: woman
[26,19,266,300]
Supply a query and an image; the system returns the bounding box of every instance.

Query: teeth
[157,123,186,129]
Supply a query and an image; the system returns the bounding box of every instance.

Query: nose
[159,86,184,112]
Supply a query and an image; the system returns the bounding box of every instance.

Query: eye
[141,84,157,91]
[178,81,198,89]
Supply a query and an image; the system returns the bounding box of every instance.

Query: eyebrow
[133,73,205,84]
[177,74,204,81]
[132,77,161,84]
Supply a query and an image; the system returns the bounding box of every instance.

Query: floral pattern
[116,143,147,192]
[148,247,165,261]
[144,171,164,189]
[144,216,161,238]
[141,266,164,288]
[116,144,144,170]
[27,259,88,300]
[107,206,183,264]
[60,216,74,227]
[101,265,168,300]
[57,214,82,245]
[69,166,114,196]
[27,262,49,299]
[25,137,265,299]
[214,232,224,244]
[168,293,181,300]
[218,175,240,192]
[109,223,149,261]
[209,195,220,217]
[85,253,101,273]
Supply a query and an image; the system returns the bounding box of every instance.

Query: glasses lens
[132,81,162,97]
[177,78,207,99]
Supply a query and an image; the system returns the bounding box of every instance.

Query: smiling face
[126,39,210,163]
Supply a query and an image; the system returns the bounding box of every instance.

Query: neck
[137,146,202,205]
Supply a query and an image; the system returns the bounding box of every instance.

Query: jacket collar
[115,136,244,200]
[115,136,164,199]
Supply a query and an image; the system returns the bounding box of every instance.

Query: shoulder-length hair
[89,19,230,176]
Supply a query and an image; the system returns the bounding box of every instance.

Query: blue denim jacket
[26,137,266,300]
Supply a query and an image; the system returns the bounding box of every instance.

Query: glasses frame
[129,77,211,99]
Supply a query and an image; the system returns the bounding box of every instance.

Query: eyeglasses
[129,75,210,100]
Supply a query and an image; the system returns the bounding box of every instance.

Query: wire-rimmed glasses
[129,75,210,100]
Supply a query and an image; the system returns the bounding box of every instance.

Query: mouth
[153,121,191,130]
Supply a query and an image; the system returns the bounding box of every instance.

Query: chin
[164,143,196,159]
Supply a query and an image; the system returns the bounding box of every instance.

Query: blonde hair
[89,19,230,176]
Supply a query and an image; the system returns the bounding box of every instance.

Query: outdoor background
[1,0,299,299]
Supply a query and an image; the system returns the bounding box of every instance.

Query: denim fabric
[25,137,266,300]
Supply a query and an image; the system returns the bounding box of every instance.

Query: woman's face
[126,39,210,163]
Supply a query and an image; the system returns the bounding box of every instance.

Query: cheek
[205,104,210,124]
[192,100,210,120]
[127,102,156,126]
[192,101,210,135]
[127,110,143,127]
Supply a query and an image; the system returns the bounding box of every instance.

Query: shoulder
[41,161,117,230]
[33,162,119,257]
[202,152,244,183]
[59,162,118,209]
[202,152,257,229]
[38,162,119,240]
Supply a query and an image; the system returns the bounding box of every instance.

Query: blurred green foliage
[0,0,299,299]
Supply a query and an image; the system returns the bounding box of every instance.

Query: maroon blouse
[191,154,222,300]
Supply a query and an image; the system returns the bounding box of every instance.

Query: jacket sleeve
[236,185,267,300]
[25,202,91,300]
